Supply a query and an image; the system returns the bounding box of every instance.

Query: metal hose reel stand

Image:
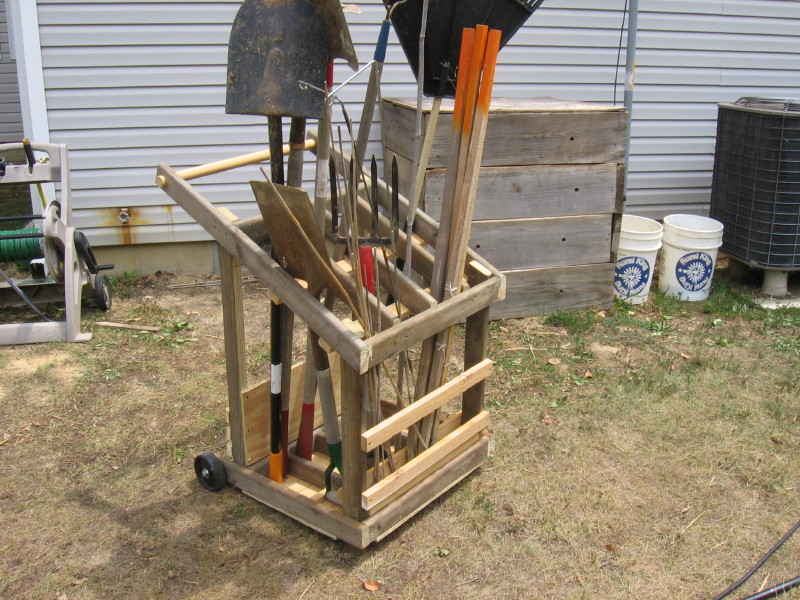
[0,141,113,344]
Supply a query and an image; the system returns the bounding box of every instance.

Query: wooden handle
[160,139,318,184]
[451,28,475,131]
[461,24,489,141]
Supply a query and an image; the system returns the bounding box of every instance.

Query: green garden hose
[0,229,44,262]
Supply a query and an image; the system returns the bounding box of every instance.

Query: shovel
[225,0,358,481]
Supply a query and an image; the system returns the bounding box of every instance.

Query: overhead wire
[613,0,629,106]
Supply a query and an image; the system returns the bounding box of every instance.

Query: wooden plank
[242,356,342,466]
[365,422,465,516]
[362,408,468,513]
[463,307,490,422]
[385,96,626,114]
[219,455,369,548]
[361,411,489,511]
[340,361,366,521]
[490,263,616,319]
[361,359,493,452]
[383,99,626,169]
[156,163,370,373]
[423,163,618,222]
[469,215,613,271]
[220,248,247,466]
[367,276,501,370]
[364,436,489,545]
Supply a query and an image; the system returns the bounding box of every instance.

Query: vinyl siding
[0,0,24,142]
[34,0,800,246]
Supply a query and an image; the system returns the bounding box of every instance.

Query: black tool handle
[22,139,35,172]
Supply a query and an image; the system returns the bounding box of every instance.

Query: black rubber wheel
[93,274,112,311]
[194,452,226,492]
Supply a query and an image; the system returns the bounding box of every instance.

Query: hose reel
[0,141,113,344]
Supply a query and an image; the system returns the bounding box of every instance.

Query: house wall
[29,0,800,270]
[0,0,24,144]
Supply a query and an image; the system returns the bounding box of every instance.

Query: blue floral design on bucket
[614,255,651,297]
[675,251,713,292]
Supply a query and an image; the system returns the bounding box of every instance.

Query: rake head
[385,0,546,97]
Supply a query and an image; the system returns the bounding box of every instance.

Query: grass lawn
[0,262,798,599]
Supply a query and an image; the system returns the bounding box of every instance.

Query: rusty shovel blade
[226,0,358,119]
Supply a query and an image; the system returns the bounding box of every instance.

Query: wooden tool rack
[155,142,504,548]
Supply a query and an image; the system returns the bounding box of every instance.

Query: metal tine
[330,156,348,244]
[370,156,381,241]
[391,156,400,242]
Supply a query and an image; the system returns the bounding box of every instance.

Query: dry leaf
[605,544,616,552]
[547,358,561,366]
[362,580,382,592]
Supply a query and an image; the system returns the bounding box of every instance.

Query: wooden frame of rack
[155,147,504,548]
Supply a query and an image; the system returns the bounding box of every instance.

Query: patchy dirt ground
[1,263,799,600]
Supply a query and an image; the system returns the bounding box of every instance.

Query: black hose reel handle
[73,231,114,275]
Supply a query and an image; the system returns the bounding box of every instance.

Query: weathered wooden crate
[382,97,626,318]
[156,150,504,548]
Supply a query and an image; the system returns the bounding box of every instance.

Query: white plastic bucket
[658,214,724,301]
[614,215,663,304]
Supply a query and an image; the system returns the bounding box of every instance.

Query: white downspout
[622,0,638,208]
[6,0,54,206]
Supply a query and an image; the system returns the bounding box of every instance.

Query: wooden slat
[340,361,367,521]
[220,248,247,466]
[361,359,493,452]
[463,307,490,423]
[383,98,626,169]
[363,436,489,545]
[219,456,369,548]
[469,215,613,271]
[365,420,465,516]
[423,163,618,222]
[361,411,490,511]
[490,263,616,319]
